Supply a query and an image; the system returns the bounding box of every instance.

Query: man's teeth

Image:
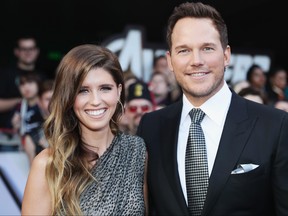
[191,72,205,77]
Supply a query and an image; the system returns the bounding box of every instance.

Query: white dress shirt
[177,81,232,203]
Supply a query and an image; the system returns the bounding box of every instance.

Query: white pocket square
[231,163,259,174]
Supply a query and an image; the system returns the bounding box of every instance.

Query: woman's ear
[118,84,122,98]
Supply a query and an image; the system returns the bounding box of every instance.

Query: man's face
[125,98,153,132]
[15,39,39,66]
[166,17,230,107]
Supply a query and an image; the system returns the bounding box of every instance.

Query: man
[123,80,154,135]
[0,35,44,129]
[137,2,288,216]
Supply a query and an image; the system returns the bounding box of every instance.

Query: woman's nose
[90,91,101,105]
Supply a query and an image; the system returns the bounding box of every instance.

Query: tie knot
[189,108,205,124]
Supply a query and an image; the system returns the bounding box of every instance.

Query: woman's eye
[100,85,112,92]
[79,88,88,93]
[101,86,112,92]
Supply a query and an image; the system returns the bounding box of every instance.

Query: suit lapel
[160,101,189,215]
[202,93,258,216]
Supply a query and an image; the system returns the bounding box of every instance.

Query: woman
[245,64,268,103]
[21,44,148,215]
[266,66,288,105]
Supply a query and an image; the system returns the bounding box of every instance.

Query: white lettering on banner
[225,54,271,84]
[103,26,271,85]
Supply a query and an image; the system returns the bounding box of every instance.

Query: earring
[111,100,125,125]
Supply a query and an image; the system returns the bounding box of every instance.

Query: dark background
[0,0,286,79]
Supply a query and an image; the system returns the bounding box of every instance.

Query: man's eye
[179,49,188,53]
[203,47,213,51]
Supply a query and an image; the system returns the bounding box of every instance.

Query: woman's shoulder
[118,132,146,149]
[22,149,52,215]
[120,132,145,143]
[31,148,51,170]
[117,133,146,165]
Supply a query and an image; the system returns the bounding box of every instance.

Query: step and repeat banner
[103,25,272,85]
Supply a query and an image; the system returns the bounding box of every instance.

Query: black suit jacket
[137,91,288,216]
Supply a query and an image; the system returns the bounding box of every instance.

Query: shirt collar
[181,81,232,126]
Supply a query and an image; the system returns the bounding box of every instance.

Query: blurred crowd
[0,36,54,164]
[232,64,288,110]
[1,35,288,165]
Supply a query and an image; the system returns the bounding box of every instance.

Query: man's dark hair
[166,2,228,51]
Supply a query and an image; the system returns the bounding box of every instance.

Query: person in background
[274,100,288,112]
[232,79,250,94]
[137,2,288,215]
[124,80,155,135]
[118,69,139,133]
[38,79,54,119]
[0,35,45,131]
[149,71,172,109]
[21,44,148,215]
[246,64,267,92]
[152,54,181,103]
[152,55,170,74]
[23,79,55,165]
[11,72,44,164]
[266,66,288,105]
[123,68,139,99]
[246,64,268,102]
[238,86,265,104]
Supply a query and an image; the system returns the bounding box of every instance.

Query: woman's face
[73,68,121,133]
[272,70,287,90]
[149,73,169,97]
[250,67,266,88]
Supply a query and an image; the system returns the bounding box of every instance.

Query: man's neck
[18,62,35,71]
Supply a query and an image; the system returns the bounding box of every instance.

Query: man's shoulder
[2,65,19,72]
[0,65,17,77]
[2,65,48,79]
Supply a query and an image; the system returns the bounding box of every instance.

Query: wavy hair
[43,44,125,215]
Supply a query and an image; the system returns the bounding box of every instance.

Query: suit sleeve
[274,113,288,215]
